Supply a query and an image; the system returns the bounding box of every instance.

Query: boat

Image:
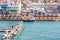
[22,20,35,22]
[1,24,23,40]
[22,16,35,22]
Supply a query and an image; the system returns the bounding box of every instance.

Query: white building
[7,0,21,14]
[0,0,21,14]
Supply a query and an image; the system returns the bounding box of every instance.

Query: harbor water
[0,21,60,40]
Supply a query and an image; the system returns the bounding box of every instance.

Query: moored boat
[1,24,23,40]
[22,15,35,22]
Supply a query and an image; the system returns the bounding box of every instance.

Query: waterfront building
[7,0,21,14]
[0,0,21,14]
[0,0,8,14]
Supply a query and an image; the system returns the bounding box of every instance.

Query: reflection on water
[0,21,60,40]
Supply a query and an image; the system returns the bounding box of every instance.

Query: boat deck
[0,30,11,32]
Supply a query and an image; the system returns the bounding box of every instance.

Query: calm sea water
[0,21,60,40]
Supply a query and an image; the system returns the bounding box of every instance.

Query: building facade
[0,0,8,14]
[0,0,21,14]
[8,0,21,14]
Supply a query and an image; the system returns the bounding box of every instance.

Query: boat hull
[22,20,35,22]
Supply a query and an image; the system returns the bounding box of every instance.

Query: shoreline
[0,14,60,21]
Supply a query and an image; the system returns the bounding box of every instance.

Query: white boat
[2,24,23,40]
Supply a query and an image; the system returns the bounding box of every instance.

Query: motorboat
[1,24,23,40]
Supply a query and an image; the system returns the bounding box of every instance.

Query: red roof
[57,0,60,2]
